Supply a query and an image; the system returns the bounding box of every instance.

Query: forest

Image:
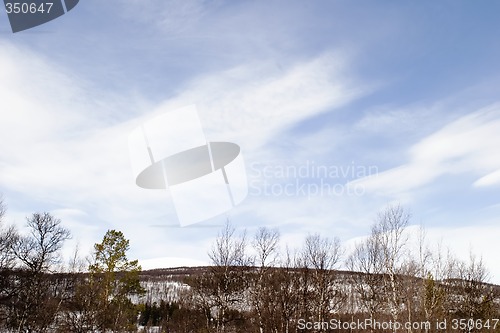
[0,196,498,333]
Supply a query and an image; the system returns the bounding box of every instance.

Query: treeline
[143,205,499,333]
[0,197,144,332]
[1,195,499,333]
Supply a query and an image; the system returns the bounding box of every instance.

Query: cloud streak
[350,104,500,196]
[0,39,367,263]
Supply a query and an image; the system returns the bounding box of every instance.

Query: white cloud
[0,39,367,263]
[119,0,210,35]
[350,104,500,196]
[143,52,365,153]
[473,169,500,188]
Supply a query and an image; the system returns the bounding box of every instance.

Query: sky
[1,1,500,281]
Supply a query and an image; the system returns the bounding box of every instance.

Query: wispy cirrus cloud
[118,0,211,35]
[349,104,500,196]
[168,52,366,150]
[474,169,500,188]
[0,37,368,263]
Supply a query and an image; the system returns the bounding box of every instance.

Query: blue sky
[1,1,500,280]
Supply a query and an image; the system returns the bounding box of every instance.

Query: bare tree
[374,204,410,329]
[9,212,71,333]
[394,226,435,333]
[250,227,280,333]
[412,229,446,333]
[346,234,385,330]
[57,245,97,333]
[209,221,250,268]
[0,197,17,270]
[253,227,280,270]
[301,234,343,329]
[194,221,251,333]
[277,247,302,333]
[448,251,495,329]
[13,212,71,273]
[0,196,18,329]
